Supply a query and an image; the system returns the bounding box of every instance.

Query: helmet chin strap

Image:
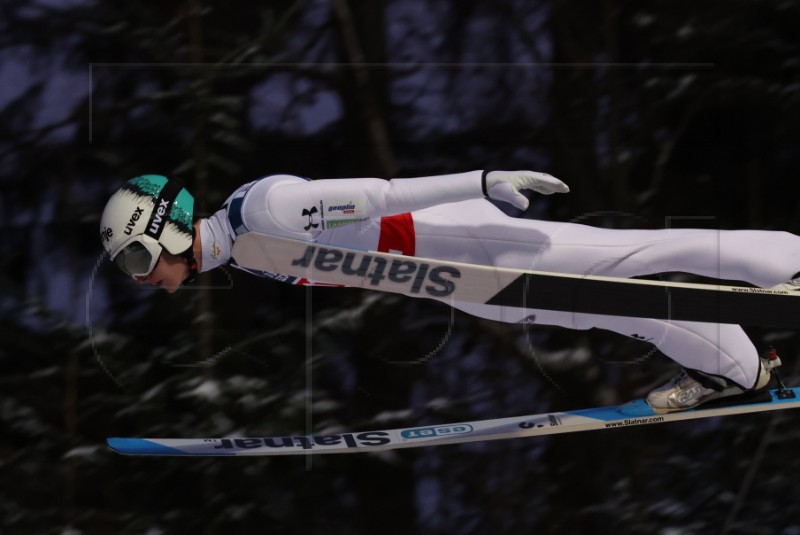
[181,252,198,285]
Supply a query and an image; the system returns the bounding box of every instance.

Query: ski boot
[645,351,780,414]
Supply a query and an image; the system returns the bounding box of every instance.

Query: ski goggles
[111,235,164,277]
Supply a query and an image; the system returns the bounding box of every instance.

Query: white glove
[483,170,570,210]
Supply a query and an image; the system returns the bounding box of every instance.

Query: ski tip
[107,438,188,456]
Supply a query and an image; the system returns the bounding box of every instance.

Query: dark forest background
[2,1,800,534]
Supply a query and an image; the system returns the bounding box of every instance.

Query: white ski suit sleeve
[247,169,568,236]
[199,171,490,272]
[261,171,484,233]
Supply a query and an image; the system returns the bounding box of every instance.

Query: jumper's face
[134,250,189,293]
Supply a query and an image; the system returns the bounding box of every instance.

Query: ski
[107,387,800,456]
[231,232,800,329]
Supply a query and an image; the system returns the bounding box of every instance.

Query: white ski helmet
[100,175,195,277]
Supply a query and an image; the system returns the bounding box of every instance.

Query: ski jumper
[197,171,800,389]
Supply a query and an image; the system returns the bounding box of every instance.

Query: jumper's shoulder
[225,175,314,239]
[222,175,309,212]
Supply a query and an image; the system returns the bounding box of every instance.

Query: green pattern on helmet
[170,189,194,232]
[126,175,168,197]
[123,175,194,235]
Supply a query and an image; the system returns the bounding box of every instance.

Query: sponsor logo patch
[148,199,170,235]
[124,207,144,235]
[400,424,474,440]
[211,240,221,261]
[302,206,319,231]
[328,202,356,214]
[291,245,461,297]
[209,432,392,451]
[518,414,562,429]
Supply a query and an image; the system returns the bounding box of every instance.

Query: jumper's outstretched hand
[484,171,570,210]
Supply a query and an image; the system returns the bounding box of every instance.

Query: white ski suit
[197,171,800,389]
